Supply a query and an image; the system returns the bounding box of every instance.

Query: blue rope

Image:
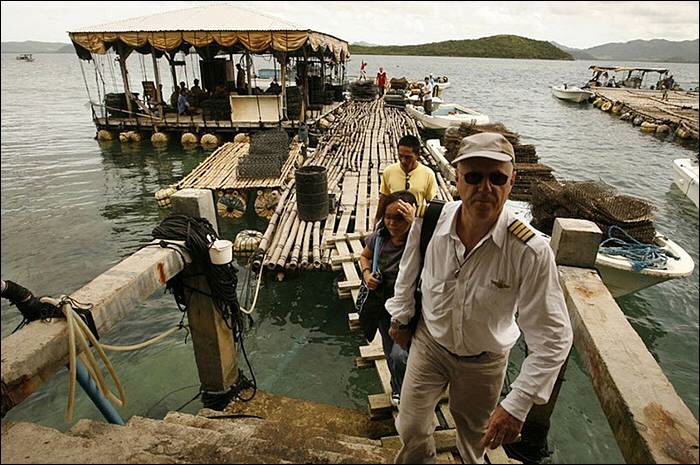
[598,225,677,272]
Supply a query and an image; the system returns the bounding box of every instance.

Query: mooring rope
[598,225,677,272]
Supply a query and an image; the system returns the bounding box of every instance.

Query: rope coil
[599,225,677,272]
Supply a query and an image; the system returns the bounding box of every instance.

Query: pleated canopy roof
[68,3,350,63]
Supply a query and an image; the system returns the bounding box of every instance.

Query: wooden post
[246,52,252,95]
[117,52,134,115]
[281,58,288,119]
[171,189,238,393]
[302,48,309,122]
[151,50,163,118]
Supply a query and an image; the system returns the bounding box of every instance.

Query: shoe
[390,393,400,407]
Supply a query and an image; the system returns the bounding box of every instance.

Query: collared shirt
[380,162,437,208]
[385,201,573,421]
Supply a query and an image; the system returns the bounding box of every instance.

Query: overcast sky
[1,1,698,49]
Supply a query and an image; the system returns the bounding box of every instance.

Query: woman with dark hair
[358,190,417,407]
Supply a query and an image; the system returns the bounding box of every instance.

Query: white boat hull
[406,104,489,129]
[426,139,456,182]
[506,200,695,297]
[551,86,593,103]
[672,158,699,208]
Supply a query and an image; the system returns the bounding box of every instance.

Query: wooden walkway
[590,88,699,140]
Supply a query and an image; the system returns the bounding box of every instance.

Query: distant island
[3,37,698,63]
[350,35,573,60]
[550,38,699,63]
[1,40,74,54]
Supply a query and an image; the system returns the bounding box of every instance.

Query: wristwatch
[390,319,410,330]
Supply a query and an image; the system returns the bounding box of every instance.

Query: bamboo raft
[176,140,300,192]
[590,88,699,140]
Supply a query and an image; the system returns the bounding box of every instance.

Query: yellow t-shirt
[379,162,437,207]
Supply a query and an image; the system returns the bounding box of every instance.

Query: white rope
[239,269,262,315]
[41,296,182,421]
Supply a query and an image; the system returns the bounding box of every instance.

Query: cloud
[1,0,698,49]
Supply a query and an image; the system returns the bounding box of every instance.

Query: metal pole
[75,358,126,425]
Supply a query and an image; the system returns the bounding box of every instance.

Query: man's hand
[389,326,412,350]
[479,405,523,450]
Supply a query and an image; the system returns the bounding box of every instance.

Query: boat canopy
[589,65,669,74]
[68,3,350,63]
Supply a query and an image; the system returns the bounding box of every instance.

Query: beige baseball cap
[451,132,515,164]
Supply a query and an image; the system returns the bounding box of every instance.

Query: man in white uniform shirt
[386,132,573,464]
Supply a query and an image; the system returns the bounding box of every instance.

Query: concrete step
[166,411,392,462]
[2,412,394,464]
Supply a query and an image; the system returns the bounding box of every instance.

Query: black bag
[408,199,446,332]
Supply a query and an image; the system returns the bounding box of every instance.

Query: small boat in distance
[405,103,489,129]
[16,53,34,62]
[672,158,699,208]
[551,84,593,103]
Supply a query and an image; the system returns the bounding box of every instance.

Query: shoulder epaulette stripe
[508,219,535,244]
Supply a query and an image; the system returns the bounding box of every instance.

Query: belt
[440,343,487,360]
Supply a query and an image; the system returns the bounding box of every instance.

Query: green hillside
[349,35,573,60]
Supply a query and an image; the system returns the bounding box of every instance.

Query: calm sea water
[1,53,698,463]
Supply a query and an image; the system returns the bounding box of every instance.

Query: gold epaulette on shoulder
[416,204,427,218]
[508,219,535,244]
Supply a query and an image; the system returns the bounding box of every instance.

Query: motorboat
[16,53,34,62]
[506,200,695,297]
[406,103,489,129]
[672,158,699,208]
[551,85,593,103]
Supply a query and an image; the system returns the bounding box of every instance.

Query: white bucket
[209,240,233,265]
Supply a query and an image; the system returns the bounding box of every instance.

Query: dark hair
[398,135,421,156]
[378,190,417,237]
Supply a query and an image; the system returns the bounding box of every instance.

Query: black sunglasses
[462,171,510,186]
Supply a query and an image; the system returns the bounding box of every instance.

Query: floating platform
[590,88,699,141]
[95,102,346,135]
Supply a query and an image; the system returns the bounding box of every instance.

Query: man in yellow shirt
[375,135,438,227]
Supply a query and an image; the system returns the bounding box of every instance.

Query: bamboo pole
[288,221,307,270]
[267,209,296,270]
[277,217,300,269]
[301,220,313,269]
[312,221,322,269]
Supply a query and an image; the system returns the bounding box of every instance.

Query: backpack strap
[419,200,446,265]
[407,199,446,331]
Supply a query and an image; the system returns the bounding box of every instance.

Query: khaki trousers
[395,322,508,464]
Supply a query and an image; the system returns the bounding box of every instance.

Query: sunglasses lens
[463,172,483,184]
[463,172,509,186]
[490,173,509,186]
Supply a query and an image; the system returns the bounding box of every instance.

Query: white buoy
[151,132,169,145]
[97,130,113,141]
[201,134,220,147]
[181,132,198,146]
[233,230,264,262]
[128,131,142,142]
[233,133,250,144]
[119,132,130,143]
